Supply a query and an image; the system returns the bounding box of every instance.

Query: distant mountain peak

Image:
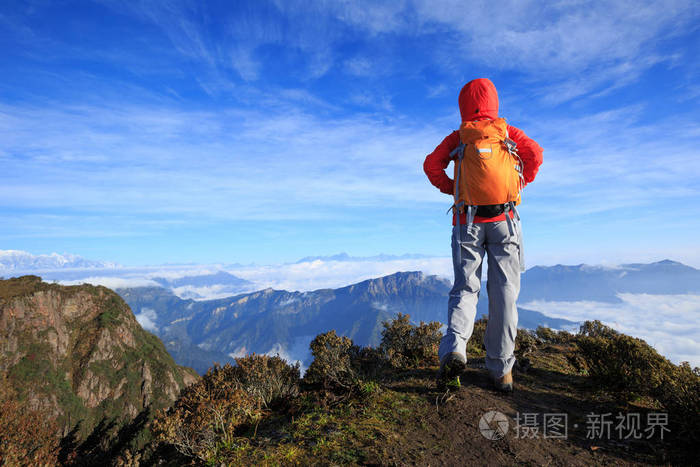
[294,252,433,264]
[653,259,683,266]
[152,270,253,289]
[0,249,118,272]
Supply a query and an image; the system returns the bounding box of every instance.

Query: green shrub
[379,313,441,368]
[515,328,539,359]
[534,325,575,345]
[578,320,619,339]
[304,331,362,392]
[228,354,300,409]
[353,346,386,382]
[534,326,557,343]
[153,379,261,462]
[575,323,700,463]
[576,332,672,398]
[153,355,299,462]
[659,362,700,460]
[554,329,574,343]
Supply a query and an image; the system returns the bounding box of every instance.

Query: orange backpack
[450,118,524,213]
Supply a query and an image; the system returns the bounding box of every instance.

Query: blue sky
[2,0,700,267]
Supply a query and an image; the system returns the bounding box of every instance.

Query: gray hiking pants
[438,217,522,378]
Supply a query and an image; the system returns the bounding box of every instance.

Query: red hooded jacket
[423,78,543,224]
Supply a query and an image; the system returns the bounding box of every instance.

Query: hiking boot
[493,370,513,392]
[437,353,466,390]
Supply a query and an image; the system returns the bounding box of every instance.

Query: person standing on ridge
[423,78,543,392]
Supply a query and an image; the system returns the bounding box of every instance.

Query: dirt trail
[378,359,668,466]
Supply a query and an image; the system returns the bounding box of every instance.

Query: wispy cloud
[134,307,159,332]
[61,276,160,289]
[2,0,699,267]
[0,99,447,225]
[228,257,452,292]
[415,1,696,91]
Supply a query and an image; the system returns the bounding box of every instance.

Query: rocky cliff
[0,275,198,441]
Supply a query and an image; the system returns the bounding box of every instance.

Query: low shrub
[152,381,261,462]
[578,320,619,339]
[575,321,670,398]
[380,313,441,368]
[534,326,558,343]
[465,318,540,359]
[0,375,60,465]
[577,334,671,398]
[535,326,575,345]
[515,328,539,358]
[659,362,700,460]
[353,346,386,382]
[304,331,363,392]
[554,329,574,343]
[574,321,700,462]
[228,354,300,409]
[153,355,300,462]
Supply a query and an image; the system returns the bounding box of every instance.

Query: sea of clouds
[3,250,698,367]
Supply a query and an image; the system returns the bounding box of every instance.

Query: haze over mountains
[3,250,699,369]
[520,260,700,302]
[116,260,700,373]
[117,271,577,374]
[0,250,452,298]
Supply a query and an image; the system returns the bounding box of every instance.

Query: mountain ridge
[0,276,198,444]
[520,259,700,303]
[118,271,576,374]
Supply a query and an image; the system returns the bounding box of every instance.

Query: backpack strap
[504,131,525,194]
[449,143,466,210]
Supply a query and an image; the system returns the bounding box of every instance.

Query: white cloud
[170,284,257,300]
[335,0,697,76]
[344,56,374,77]
[310,0,697,103]
[229,256,452,292]
[33,255,453,299]
[59,276,160,289]
[521,293,700,367]
[0,100,449,229]
[263,335,315,374]
[230,46,260,81]
[100,0,699,99]
[518,105,700,224]
[134,307,159,332]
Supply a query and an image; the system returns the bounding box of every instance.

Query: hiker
[423,78,543,392]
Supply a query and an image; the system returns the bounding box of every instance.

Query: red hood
[458,78,499,122]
